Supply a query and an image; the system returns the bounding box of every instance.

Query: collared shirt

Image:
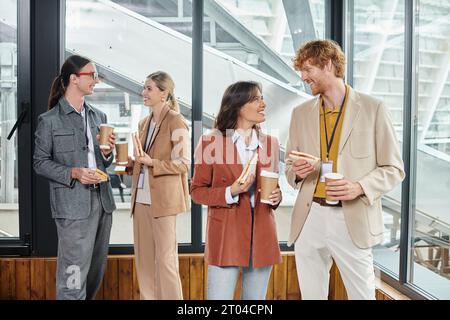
[79,106,97,169]
[65,100,111,169]
[314,85,349,198]
[136,121,157,205]
[225,129,263,208]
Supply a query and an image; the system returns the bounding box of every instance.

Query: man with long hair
[34,55,116,300]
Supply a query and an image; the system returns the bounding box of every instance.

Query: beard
[309,83,321,96]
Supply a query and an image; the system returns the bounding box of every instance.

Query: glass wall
[202,0,325,242]
[65,0,192,245]
[411,0,450,299]
[0,0,19,238]
[348,0,450,299]
[347,0,405,277]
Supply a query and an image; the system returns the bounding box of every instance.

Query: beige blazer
[130,105,191,217]
[285,87,405,249]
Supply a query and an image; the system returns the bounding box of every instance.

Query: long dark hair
[214,81,262,135]
[47,55,91,110]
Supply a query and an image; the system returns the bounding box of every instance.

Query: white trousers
[294,202,376,300]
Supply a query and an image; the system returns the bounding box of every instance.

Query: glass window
[347,0,405,276]
[65,0,192,245]
[411,0,450,299]
[0,0,19,238]
[202,0,326,242]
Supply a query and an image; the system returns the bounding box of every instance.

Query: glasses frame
[77,71,99,80]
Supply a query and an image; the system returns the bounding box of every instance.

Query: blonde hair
[147,71,179,112]
[293,40,346,78]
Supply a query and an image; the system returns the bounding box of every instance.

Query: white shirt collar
[232,129,263,150]
[70,102,86,115]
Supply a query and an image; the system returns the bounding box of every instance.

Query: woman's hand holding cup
[267,188,282,206]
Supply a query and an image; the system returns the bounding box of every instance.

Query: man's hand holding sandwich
[288,151,320,180]
[289,150,364,201]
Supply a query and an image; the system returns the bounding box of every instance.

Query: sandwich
[237,153,258,184]
[132,132,144,157]
[94,168,109,182]
[287,150,320,165]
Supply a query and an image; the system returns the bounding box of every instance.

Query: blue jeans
[207,208,272,300]
[207,264,272,300]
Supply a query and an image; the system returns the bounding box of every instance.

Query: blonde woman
[127,71,190,300]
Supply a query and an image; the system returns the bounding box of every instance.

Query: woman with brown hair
[191,81,282,300]
[127,71,190,300]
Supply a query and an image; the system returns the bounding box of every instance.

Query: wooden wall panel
[118,258,133,300]
[30,259,45,300]
[103,258,119,300]
[376,290,386,300]
[203,260,208,300]
[44,259,56,300]
[179,256,190,300]
[0,259,16,300]
[287,255,301,300]
[0,254,401,300]
[94,279,104,300]
[273,255,287,300]
[189,256,204,300]
[15,260,31,300]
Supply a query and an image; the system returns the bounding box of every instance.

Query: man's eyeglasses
[77,71,99,80]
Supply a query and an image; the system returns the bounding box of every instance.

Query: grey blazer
[33,97,116,219]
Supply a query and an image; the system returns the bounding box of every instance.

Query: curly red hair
[293,40,346,78]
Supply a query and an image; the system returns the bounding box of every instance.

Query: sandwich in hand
[237,153,258,184]
[132,132,144,157]
[287,150,320,166]
[94,169,109,182]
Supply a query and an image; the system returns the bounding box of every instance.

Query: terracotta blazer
[285,87,405,249]
[191,130,282,268]
[130,105,190,217]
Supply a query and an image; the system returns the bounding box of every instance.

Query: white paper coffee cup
[99,124,114,150]
[115,142,128,165]
[260,170,279,204]
[324,172,344,205]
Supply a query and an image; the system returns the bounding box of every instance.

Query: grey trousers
[55,189,112,300]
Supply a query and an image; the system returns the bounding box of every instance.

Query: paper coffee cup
[260,170,279,204]
[115,142,128,165]
[99,124,114,150]
[324,172,344,205]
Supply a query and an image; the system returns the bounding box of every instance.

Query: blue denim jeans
[207,264,272,300]
[207,208,272,300]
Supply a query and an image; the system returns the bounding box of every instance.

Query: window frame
[0,0,32,256]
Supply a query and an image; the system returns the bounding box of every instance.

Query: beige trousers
[133,203,183,300]
[294,202,376,300]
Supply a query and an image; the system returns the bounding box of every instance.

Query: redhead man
[285,40,405,300]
